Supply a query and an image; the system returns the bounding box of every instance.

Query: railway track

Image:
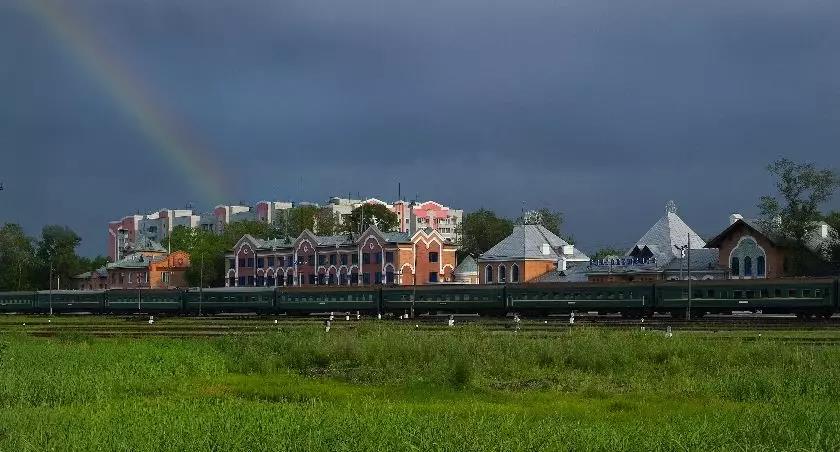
[2,313,840,338]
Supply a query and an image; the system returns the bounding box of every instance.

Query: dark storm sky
[1,0,839,256]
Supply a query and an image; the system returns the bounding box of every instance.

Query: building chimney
[558,256,567,271]
[729,213,743,225]
[821,223,829,239]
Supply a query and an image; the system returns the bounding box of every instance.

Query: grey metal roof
[454,255,478,274]
[107,253,165,269]
[479,225,589,262]
[662,248,721,271]
[534,264,590,282]
[73,266,108,279]
[627,209,705,265]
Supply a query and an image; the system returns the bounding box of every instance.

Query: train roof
[382,284,504,291]
[36,290,106,295]
[657,277,837,287]
[186,286,275,293]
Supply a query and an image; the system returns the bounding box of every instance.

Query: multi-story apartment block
[108,196,461,260]
[224,226,457,287]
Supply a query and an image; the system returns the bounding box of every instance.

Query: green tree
[457,209,514,259]
[273,206,318,238]
[0,223,36,291]
[824,211,840,261]
[592,247,624,260]
[35,225,83,290]
[315,209,338,236]
[520,208,564,236]
[759,158,840,273]
[343,204,399,233]
[169,225,229,288]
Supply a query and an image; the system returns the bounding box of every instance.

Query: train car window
[760,289,769,298]
[617,292,624,300]
[803,289,812,298]
[693,290,702,299]
[482,296,489,301]
[682,291,689,299]
[734,290,743,299]
[816,289,822,298]
[774,289,782,298]
[400,295,406,301]
[788,289,797,298]
[745,290,754,299]
[707,289,715,298]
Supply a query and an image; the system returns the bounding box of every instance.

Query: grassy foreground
[1,325,840,451]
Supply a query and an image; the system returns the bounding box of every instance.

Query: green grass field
[1,323,839,451]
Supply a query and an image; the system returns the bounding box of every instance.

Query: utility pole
[199,252,204,316]
[687,233,692,321]
[48,254,53,316]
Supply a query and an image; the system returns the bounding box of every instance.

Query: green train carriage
[0,291,35,313]
[183,287,274,314]
[107,289,184,314]
[382,285,505,315]
[277,285,380,314]
[34,290,105,314]
[656,278,837,318]
[506,282,656,317]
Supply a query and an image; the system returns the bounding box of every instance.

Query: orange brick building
[225,226,457,286]
[477,224,589,284]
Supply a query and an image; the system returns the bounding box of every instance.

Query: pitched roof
[661,248,722,271]
[107,253,166,269]
[454,255,478,274]
[627,206,705,265]
[479,224,589,262]
[705,217,837,258]
[534,264,590,282]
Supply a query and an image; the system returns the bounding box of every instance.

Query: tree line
[0,224,108,291]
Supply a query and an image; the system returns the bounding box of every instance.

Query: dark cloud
[1,0,839,256]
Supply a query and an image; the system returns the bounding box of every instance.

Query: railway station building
[225,225,457,287]
[585,201,726,282]
[476,224,590,284]
[705,214,838,278]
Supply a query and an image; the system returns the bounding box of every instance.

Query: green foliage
[2,326,840,450]
[343,204,399,233]
[519,208,564,236]
[759,158,840,273]
[593,248,624,260]
[273,205,318,238]
[315,209,338,236]
[0,223,36,290]
[457,209,514,258]
[825,211,840,261]
[35,225,83,289]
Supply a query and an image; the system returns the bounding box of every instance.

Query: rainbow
[24,0,229,205]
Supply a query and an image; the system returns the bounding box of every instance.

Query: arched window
[499,265,507,283]
[485,265,493,283]
[511,264,520,283]
[731,237,766,279]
